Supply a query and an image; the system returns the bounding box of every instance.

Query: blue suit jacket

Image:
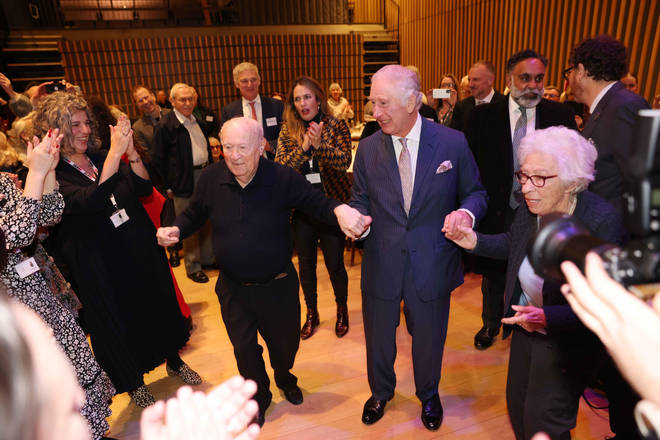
[350,117,487,301]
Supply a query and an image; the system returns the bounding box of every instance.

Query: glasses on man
[514,171,558,187]
[562,66,574,81]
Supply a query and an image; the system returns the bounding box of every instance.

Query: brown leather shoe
[300,308,319,340]
[335,304,349,338]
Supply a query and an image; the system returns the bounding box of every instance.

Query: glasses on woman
[515,171,558,187]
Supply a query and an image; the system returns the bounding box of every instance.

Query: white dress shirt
[589,81,617,114]
[508,95,536,140]
[242,95,263,124]
[173,109,208,166]
[475,88,496,106]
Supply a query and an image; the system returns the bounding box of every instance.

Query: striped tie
[398,137,413,215]
[510,105,527,208]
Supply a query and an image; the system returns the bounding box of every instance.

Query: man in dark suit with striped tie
[350,64,487,431]
[220,62,284,159]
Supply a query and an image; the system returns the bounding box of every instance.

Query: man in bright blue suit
[350,65,487,431]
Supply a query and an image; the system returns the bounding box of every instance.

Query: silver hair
[518,126,597,192]
[169,83,196,100]
[220,116,264,147]
[329,82,342,92]
[232,62,260,84]
[372,65,423,110]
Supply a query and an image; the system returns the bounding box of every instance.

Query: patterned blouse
[275,114,352,203]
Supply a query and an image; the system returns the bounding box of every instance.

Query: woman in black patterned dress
[0,128,115,439]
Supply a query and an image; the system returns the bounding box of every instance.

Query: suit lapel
[410,122,435,214]
[378,132,406,211]
[582,82,622,137]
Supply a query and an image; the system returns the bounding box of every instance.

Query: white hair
[518,126,597,192]
[232,62,260,84]
[220,116,264,147]
[372,65,422,110]
[169,83,196,100]
[329,82,342,93]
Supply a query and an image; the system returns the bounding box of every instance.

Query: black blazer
[473,190,626,340]
[582,81,650,210]
[467,97,577,236]
[450,90,505,132]
[220,95,284,147]
[151,110,213,198]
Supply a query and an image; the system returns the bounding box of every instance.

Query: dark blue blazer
[220,95,284,143]
[350,117,487,301]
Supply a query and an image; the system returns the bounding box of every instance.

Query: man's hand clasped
[334,204,372,240]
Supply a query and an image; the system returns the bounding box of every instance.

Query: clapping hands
[302,121,324,151]
[26,128,63,177]
[109,115,133,157]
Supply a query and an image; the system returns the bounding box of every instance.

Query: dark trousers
[362,259,451,403]
[600,358,643,438]
[216,263,301,412]
[481,272,505,328]
[506,327,603,440]
[292,211,348,309]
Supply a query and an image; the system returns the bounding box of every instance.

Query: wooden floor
[107,251,612,439]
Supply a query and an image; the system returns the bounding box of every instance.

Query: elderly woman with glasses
[446,126,627,439]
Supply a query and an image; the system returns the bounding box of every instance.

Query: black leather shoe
[421,394,443,431]
[300,308,319,340]
[168,250,180,267]
[187,271,209,283]
[281,385,303,405]
[335,304,349,337]
[474,326,500,350]
[361,396,388,425]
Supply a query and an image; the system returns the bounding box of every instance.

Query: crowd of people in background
[0,32,660,440]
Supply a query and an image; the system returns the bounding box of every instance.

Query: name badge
[306,173,321,184]
[205,115,214,122]
[266,117,277,127]
[15,257,39,279]
[110,208,130,228]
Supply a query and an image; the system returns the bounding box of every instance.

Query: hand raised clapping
[302,121,324,151]
[26,128,63,177]
[109,115,133,157]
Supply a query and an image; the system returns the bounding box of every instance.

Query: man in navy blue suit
[350,65,487,431]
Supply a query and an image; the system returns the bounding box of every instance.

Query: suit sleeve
[173,170,211,240]
[349,140,371,217]
[455,135,488,223]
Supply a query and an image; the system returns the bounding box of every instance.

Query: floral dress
[0,174,115,439]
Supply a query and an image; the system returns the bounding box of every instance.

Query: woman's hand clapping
[26,128,63,177]
[302,121,324,151]
[109,115,133,157]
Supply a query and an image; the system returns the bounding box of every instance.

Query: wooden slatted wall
[353,0,384,23]
[398,0,659,105]
[59,34,364,120]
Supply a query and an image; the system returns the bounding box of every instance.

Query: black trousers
[481,272,505,329]
[506,327,604,440]
[292,210,348,309]
[216,263,301,412]
[362,257,451,403]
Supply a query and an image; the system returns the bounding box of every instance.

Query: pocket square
[436,160,453,174]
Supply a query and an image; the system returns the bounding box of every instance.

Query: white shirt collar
[173,108,196,125]
[242,95,262,106]
[476,88,495,105]
[589,81,617,114]
[392,113,422,145]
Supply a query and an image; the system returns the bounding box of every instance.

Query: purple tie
[398,137,412,215]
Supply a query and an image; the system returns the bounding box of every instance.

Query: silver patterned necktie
[398,137,413,215]
[510,105,527,208]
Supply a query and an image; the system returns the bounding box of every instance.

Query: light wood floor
[107,251,612,439]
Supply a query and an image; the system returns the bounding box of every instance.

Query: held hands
[302,121,324,151]
[334,204,372,240]
[109,115,133,157]
[140,376,260,440]
[501,305,547,333]
[157,226,181,247]
[442,210,474,246]
[26,128,63,177]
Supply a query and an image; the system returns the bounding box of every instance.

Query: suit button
[401,249,407,254]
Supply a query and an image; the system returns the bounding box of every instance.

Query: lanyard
[109,193,119,210]
[61,155,98,181]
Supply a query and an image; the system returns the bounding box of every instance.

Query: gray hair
[329,82,342,93]
[372,65,422,110]
[518,126,597,192]
[169,83,196,100]
[232,62,260,84]
[220,116,264,148]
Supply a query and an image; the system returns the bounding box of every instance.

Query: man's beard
[510,82,543,108]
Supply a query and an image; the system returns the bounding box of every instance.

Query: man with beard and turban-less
[464,49,577,351]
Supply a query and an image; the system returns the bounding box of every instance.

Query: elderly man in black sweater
[157,116,369,427]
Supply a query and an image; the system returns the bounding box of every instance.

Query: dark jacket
[450,90,506,133]
[152,110,213,197]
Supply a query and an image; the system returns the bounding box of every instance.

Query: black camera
[44,82,64,94]
[529,109,660,299]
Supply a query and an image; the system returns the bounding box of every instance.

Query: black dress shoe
[361,396,388,425]
[335,304,349,338]
[187,271,209,283]
[168,250,180,267]
[474,326,500,350]
[281,384,303,405]
[421,394,443,431]
[300,307,319,340]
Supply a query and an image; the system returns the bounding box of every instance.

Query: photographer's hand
[561,253,660,407]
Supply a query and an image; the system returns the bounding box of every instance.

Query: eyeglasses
[514,171,558,187]
[562,66,574,81]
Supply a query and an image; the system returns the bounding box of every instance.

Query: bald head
[220,117,265,187]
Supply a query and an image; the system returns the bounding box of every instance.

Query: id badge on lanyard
[109,193,129,228]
